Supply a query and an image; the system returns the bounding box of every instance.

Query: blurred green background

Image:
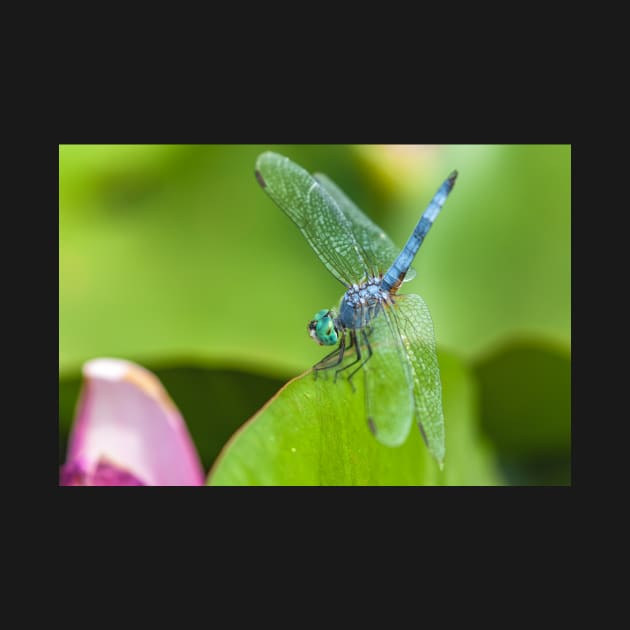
[59,144,571,485]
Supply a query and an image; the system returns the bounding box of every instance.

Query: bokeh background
[59,144,571,484]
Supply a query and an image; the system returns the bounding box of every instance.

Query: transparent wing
[255,152,368,287]
[360,302,414,447]
[391,293,445,463]
[314,172,416,283]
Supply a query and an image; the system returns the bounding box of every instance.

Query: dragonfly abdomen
[381,216,433,293]
[381,170,457,294]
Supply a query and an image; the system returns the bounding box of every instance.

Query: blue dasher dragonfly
[255,151,457,461]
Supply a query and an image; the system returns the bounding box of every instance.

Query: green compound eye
[308,309,339,346]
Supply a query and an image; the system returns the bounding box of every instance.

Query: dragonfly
[255,151,457,460]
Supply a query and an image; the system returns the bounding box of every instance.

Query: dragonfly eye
[308,309,339,346]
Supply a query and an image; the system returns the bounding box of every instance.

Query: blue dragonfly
[255,152,457,460]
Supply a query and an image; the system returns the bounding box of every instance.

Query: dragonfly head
[308,309,339,346]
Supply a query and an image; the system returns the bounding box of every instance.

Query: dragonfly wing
[392,293,445,464]
[360,302,414,447]
[256,152,368,287]
[314,172,416,283]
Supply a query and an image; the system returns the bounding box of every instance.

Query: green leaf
[474,340,571,484]
[475,340,570,456]
[207,349,501,486]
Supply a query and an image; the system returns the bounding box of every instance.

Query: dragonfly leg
[313,333,347,378]
[345,328,373,384]
[333,330,363,388]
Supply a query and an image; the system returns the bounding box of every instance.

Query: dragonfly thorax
[338,276,390,330]
[308,277,390,346]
